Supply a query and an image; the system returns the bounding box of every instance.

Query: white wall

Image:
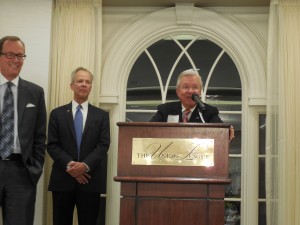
[0,0,52,225]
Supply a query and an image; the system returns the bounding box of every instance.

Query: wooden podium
[114,122,231,225]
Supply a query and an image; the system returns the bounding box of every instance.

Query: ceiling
[102,0,270,7]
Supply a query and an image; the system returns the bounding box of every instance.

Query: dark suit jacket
[18,78,47,185]
[150,101,223,123]
[47,102,110,193]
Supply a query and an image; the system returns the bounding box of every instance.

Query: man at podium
[150,69,223,124]
[116,69,234,225]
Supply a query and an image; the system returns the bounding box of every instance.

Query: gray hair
[176,69,203,89]
[71,67,94,83]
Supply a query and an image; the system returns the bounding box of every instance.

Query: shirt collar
[72,100,88,111]
[0,73,19,87]
[181,104,196,113]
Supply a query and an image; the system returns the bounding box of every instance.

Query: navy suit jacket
[18,78,47,185]
[150,101,223,123]
[47,102,110,192]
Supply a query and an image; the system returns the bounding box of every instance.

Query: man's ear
[175,88,179,97]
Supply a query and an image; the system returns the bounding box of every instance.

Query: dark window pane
[127,52,159,91]
[211,52,241,89]
[126,97,164,110]
[126,112,156,122]
[228,130,241,155]
[219,114,241,154]
[225,201,241,225]
[226,158,241,198]
[259,158,266,198]
[147,39,184,85]
[259,202,267,225]
[187,39,222,79]
[259,114,266,155]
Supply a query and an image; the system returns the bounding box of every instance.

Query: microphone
[192,93,206,111]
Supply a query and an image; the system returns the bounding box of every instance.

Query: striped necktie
[0,82,14,159]
[183,108,191,123]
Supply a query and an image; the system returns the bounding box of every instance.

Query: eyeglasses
[0,52,26,60]
[180,86,200,91]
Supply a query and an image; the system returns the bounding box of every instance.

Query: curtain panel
[267,0,300,225]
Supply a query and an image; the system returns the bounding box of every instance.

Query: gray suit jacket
[18,78,47,185]
[47,102,110,192]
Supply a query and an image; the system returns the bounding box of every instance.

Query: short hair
[176,69,203,89]
[0,36,25,53]
[71,67,94,83]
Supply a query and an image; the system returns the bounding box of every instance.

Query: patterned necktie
[182,108,191,123]
[74,105,83,153]
[0,82,14,159]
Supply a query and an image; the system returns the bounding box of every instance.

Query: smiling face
[0,40,25,80]
[70,69,93,104]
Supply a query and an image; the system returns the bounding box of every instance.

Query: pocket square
[26,103,36,108]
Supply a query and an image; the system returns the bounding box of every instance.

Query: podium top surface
[117,122,231,129]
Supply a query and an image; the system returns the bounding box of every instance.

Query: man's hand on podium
[229,125,235,142]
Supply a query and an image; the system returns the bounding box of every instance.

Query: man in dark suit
[150,69,223,123]
[47,67,110,225]
[0,36,47,225]
[150,69,234,139]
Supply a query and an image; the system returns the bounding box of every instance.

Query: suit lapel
[174,102,184,122]
[189,108,203,123]
[82,104,93,137]
[65,103,76,138]
[17,78,30,126]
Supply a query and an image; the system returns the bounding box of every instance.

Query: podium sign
[132,137,214,166]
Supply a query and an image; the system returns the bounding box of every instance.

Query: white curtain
[45,1,97,225]
[266,0,300,224]
[48,0,96,107]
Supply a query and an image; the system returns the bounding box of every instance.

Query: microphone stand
[197,107,206,123]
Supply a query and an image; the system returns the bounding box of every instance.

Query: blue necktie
[0,82,14,159]
[74,105,83,154]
